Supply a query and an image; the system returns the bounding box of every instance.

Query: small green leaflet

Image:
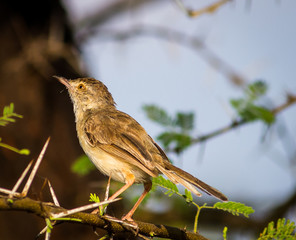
[142,104,195,154]
[142,105,173,127]
[89,193,105,216]
[246,80,267,100]
[0,103,23,126]
[175,112,194,131]
[214,201,254,218]
[183,189,193,203]
[258,218,296,240]
[157,132,192,152]
[230,81,275,125]
[89,193,100,203]
[152,175,178,197]
[230,100,275,124]
[153,176,193,203]
[0,104,30,155]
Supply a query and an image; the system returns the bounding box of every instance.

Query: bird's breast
[76,126,151,184]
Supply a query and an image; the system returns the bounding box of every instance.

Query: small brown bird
[55,76,227,221]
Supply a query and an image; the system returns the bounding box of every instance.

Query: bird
[55,76,228,221]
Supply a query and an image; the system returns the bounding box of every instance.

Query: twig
[0,196,207,240]
[45,231,50,240]
[82,25,246,87]
[22,137,50,196]
[174,0,230,17]
[0,187,19,196]
[51,198,121,219]
[0,141,30,155]
[271,94,296,115]
[192,94,296,144]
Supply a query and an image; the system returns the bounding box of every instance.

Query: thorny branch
[0,196,207,240]
[0,138,207,240]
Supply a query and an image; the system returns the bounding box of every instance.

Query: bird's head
[55,76,116,120]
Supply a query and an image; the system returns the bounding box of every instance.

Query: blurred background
[0,0,295,239]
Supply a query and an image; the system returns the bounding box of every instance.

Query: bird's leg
[92,175,134,215]
[122,181,152,222]
[108,174,135,200]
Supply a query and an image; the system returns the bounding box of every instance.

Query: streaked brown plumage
[55,76,228,221]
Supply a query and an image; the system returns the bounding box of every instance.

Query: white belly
[81,141,151,184]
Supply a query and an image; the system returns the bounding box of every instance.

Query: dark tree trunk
[0,1,105,239]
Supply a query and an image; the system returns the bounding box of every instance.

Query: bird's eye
[77,83,86,90]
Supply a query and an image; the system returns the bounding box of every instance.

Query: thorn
[9,160,33,198]
[105,176,111,201]
[35,226,47,239]
[0,187,19,196]
[48,180,60,206]
[103,175,112,214]
[22,137,50,196]
[45,231,51,240]
[51,198,121,219]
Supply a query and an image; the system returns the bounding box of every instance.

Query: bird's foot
[91,208,100,214]
[121,215,138,229]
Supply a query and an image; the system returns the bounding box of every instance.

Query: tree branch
[174,0,230,18]
[192,94,296,144]
[78,24,246,87]
[0,196,208,240]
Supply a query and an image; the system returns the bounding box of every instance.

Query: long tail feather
[157,162,228,201]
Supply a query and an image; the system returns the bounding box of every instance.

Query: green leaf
[142,105,173,127]
[157,132,192,152]
[183,189,193,203]
[89,193,100,203]
[152,175,179,196]
[230,81,274,125]
[249,105,275,124]
[0,103,23,126]
[9,103,14,114]
[18,149,30,155]
[214,201,254,218]
[89,193,105,216]
[241,104,274,124]
[157,132,175,147]
[71,155,96,176]
[246,80,267,100]
[230,98,275,124]
[0,142,30,155]
[230,99,245,111]
[175,112,194,131]
[258,218,296,240]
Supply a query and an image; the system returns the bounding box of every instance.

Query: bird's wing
[83,110,162,177]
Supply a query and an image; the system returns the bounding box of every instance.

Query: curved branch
[0,196,208,240]
[174,0,230,18]
[77,25,246,87]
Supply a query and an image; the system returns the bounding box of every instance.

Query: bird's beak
[53,76,71,89]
